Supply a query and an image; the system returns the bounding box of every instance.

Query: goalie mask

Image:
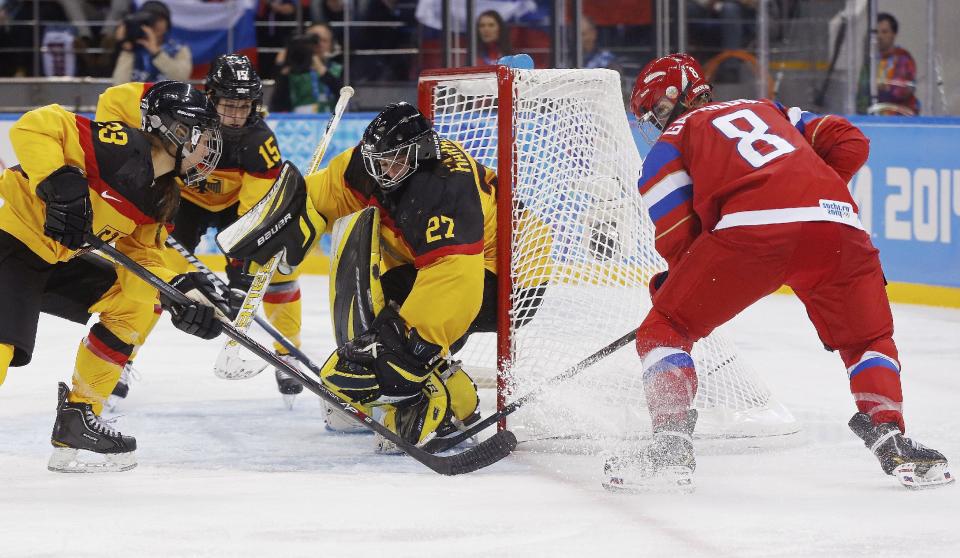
[360,102,440,192]
[630,53,712,145]
[141,80,223,185]
[205,54,263,130]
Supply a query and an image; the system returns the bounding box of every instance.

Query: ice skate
[48,382,137,473]
[275,353,304,410]
[603,410,697,494]
[849,413,953,489]
[322,399,370,434]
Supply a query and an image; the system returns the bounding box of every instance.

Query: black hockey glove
[35,165,92,250]
[160,272,227,340]
[648,270,668,300]
[334,307,443,404]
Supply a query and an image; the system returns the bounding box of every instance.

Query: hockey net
[418,67,799,450]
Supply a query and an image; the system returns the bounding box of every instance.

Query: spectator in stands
[311,0,344,45]
[858,13,918,116]
[270,30,343,113]
[476,10,511,66]
[581,16,620,71]
[257,0,299,80]
[111,0,191,84]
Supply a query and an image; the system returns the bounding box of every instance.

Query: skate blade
[894,462,955,490]
[282,393,296,410]
[47,447,137,473]
[602,466,695,494]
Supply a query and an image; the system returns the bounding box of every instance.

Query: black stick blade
[433,430,518,476]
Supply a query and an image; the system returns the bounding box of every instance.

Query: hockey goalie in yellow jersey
[0,81,229,472]
[221,102,548,452]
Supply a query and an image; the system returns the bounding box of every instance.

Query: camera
[123,10,157,43]
[286,34,319,73]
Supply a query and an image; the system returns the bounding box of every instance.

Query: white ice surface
[1,275,957,557]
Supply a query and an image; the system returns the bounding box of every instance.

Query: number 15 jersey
[639,98,862,268]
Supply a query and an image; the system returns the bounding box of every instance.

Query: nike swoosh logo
[101,191,121,202]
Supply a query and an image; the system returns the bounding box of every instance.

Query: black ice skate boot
[849,412,953,489]
[49,382,137,473]
[603,409,698,493]
[275,353,304,410]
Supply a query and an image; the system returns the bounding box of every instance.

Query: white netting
[422,68,798,448]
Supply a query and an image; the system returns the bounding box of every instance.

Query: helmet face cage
[361,142,419,191]
[141,82,223,185]
[361,102,440,192]
[631,53,711,145]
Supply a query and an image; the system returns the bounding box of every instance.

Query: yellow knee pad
[443,366,479,423]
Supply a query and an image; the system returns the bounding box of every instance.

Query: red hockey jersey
[638,98,868,268]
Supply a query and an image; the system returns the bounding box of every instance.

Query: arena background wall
[2,112,958,307]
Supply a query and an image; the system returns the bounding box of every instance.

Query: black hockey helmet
[205,53,263,127]
[360,102,440,192]
[141,80,223,185]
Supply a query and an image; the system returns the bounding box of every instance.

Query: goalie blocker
[216,161,323,275]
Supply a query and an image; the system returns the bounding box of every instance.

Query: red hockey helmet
[630,53,711,138]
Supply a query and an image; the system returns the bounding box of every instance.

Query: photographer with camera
[111,1,191,84]
[268,26,343,113]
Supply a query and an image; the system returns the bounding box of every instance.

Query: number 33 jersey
[639,98,864,268]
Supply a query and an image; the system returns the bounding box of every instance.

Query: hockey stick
[209,86,355,379]
[212,252,280,379]
[88,235,517,475]
[430,328,639,453]
[307,86,354,175]
[813,16,846,109]
[165,235,324,374]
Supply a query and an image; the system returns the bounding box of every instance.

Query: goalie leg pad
[329,207,385,345]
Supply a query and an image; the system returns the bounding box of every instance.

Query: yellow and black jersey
[306,139,498,353]
[95,81,282,214]
[0,103,176,303]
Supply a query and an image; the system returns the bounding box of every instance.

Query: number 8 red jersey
[638,98,862,268]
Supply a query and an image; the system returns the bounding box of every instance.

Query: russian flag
[138,0,258,80]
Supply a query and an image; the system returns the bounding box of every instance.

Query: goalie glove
[324,307,443,405]
[216,161,325,275]
[160,272,227,340]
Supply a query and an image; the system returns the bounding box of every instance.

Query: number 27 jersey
[638,98,861,268]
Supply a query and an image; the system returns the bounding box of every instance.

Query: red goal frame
[418,66,516,428]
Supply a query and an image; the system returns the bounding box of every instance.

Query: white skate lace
[119,362,142,386]
[84,408,121,437]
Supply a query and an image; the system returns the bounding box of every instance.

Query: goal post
[418,66,799,449]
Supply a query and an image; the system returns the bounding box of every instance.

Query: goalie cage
[417,66,800,452]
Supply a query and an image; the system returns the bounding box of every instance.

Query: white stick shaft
[307,86,355,175]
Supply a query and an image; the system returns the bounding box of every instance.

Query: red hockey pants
[637,221,904,431]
